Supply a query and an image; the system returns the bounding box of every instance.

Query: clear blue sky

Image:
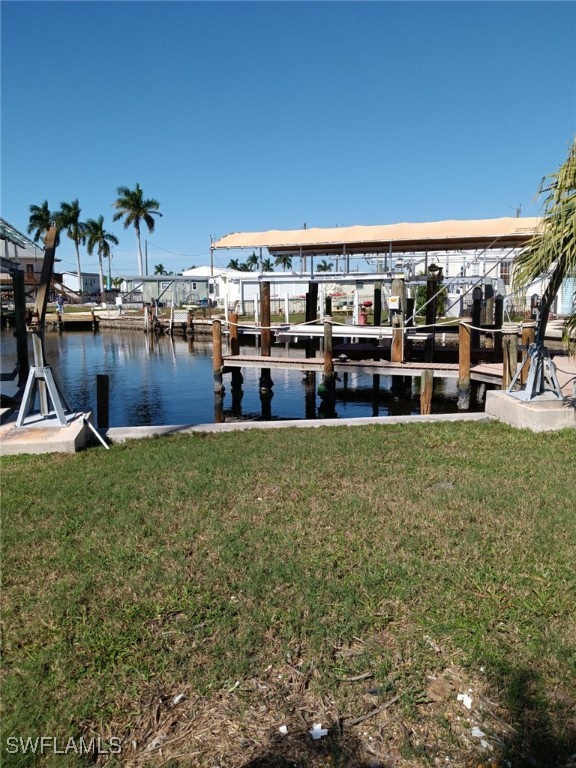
[1,1,575,277]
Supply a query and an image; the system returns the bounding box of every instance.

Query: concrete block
[0,412,92,455]
[485,390,576,432]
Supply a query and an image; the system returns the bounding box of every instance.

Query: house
[0,218,63,302]
[119,275,209,307]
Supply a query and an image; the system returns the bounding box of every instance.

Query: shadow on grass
[498,666,576,768]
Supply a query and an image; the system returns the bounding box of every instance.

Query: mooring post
[229,311,240,356]
[494,294,504,361]
[373,282,382,327]
[520,322,535,385]
[186,310,194,337]
[96,374,109,430]
[391,314,403,363]
[458,320,471,410]
[319,320,336,400]
[259,282,273,392]
[12,269,29,386]
[502,327,518,390]
[420,369,434,415]
[228,311,243,391]
[260,282,271,357]
[212,319,224,394]
[471,286,482,354]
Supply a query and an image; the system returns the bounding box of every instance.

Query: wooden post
[212,319,224,393]
[186,310,194,337]
[458,320,471,410]
[229,310,243,389]
[96,374,109,430]
[323,321,334,374]
[260,281,271,358]
[420,369,434,415]
[319,320,336,399]
[373,282,382,326]
[471,286,482,355]
[520,322,535,385]
[11,269,29,386]
[391,314,403,363]
[229,311,239,356]
[404,297,414,361]
[502,329,518,390]
[494,294,504,361]
[325,295,332,318]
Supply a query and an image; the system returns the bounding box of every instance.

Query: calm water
[0,328,477,427]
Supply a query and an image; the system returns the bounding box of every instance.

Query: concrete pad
[485,390,576,432]
[0,412,93,456]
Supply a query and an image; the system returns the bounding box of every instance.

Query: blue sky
[1,1,575,277]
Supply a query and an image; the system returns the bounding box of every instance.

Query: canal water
[0,329,480,427]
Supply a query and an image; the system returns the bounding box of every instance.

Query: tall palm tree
[514,140,575,347]
[154,264,168,275]
[85,216,119,296]
[57,199,86,295]
[227,258,241,270]
[246,251,259,271]
[113,184,162,276]
[261,258,274,272]
[316,259,333,272]
[274,253,293,272]
[27,200,54,243]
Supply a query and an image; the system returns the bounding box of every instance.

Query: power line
[145,240,210,260]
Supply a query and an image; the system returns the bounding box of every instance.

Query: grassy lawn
[1,422,575,767]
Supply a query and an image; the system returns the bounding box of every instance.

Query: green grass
[1,422,575,766]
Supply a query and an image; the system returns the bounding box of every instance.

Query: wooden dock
[222,354,503,386]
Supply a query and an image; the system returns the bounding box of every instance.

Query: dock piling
[458,320,471,410]
[212,319,225,394]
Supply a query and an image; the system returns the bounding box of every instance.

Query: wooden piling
[520,322,535,385]
[96,374,109,430]
[229,311,240,356]
[212,319,224,393]
[458,320,471,410]
[391,314,403,363]
[494,294,504,361]
[260,281,271,358]
[420,369,434,415]
[186,310,194,337]
[323,321,334,374]
[11,269,29,386]
[373,282,382,326]
[502,328,518,390]
[471,286,483,353]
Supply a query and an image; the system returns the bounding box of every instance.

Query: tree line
[27,184,161,296]
[227,253,334,272]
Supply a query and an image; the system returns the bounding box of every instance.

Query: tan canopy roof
[212,217,542,256]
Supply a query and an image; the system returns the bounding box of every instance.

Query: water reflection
[0,329,482,427]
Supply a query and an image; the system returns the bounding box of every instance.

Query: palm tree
[154,264,168,275]
[27,200,54,243]
[316,259,333,272]
[227,258,241,270]
[261,258,274,272]
[274,254,293,272]
[513,140,575,348]
[246,251,259,271]
[85,216,119,296]
[57,199,86,296]
[113,184,162,276]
